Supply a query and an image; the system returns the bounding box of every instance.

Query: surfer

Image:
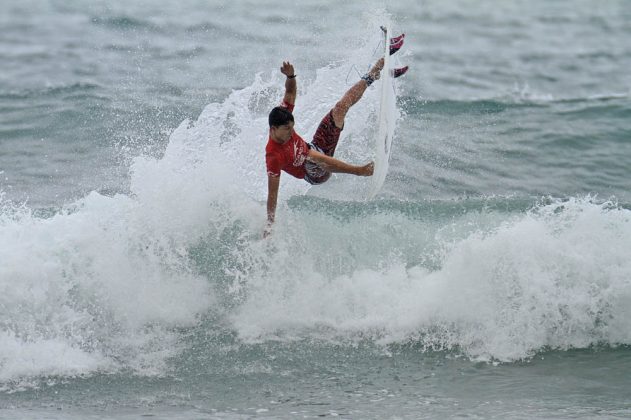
[264,35,408,236]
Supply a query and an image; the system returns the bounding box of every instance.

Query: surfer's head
[269,106,294,128]
[269,106,295,143]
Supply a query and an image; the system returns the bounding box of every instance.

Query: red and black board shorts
[304,111,343,185]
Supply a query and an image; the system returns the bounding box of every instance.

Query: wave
[401,92,631,116]
[0,83,104,101]
[89,15,161,32]
[402,97,540,116]
[0,191,216,390]
[3,187,629,391]
[231,197,631,363]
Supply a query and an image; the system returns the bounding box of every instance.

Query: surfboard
[367,25,399,199]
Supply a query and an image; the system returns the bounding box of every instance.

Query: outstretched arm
[307,149,374,176]
[265,174,281,237]
[280,61,296,105]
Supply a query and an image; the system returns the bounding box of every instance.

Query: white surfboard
[367,25,399,199]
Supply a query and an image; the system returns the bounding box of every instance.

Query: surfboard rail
[367,24,399,199]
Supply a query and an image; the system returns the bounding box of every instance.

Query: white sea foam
[232,198,631,362]
[0,190,215,385]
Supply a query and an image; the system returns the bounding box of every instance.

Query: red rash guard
[265,102,310,179]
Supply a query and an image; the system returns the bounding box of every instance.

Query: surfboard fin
[380,26,405,55]
[389,34,405,55]
[393,66,409,78]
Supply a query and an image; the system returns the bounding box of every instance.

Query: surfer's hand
[358,162,374,176]
[280,62,295,78]
[368,59,384,81]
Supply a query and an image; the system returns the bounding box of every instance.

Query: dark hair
[268,106,294,127]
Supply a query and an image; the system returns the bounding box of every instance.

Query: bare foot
[368,59,384,81]
[357,162,374,176]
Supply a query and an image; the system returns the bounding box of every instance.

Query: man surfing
[264,34,408,236]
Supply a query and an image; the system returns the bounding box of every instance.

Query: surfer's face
[271,121,294,144]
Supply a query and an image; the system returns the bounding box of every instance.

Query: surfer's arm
[265,174,281,237]
[307,149,374,176]
[280,61,296,106]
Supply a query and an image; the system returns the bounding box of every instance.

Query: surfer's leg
[330,58,385,130]
[311,110,343,157]
[311,52,408,158]
[311,58,384,158]
[327,33,408,130]
[307,93,355,182]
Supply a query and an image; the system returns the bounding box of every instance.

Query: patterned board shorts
[304,111,343,185]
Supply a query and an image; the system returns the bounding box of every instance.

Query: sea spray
[0,22,394,388]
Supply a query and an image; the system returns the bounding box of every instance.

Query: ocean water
[1,0,631,418]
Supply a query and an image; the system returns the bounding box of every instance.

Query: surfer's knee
[331,102,348,128]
